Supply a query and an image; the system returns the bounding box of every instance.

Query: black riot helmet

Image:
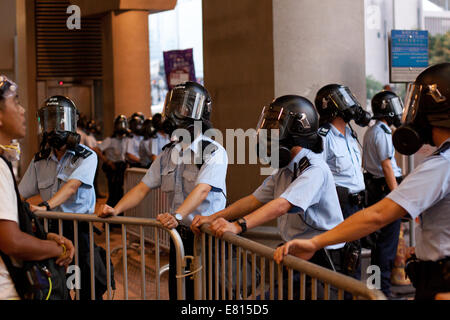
[142,118,155,140]
[38,96,80,150]
[371,91,404,128]
[113,114,129,137]
[129,112,145,135]
[393,62,450,155]
[162,81,212,135]
[256,95,322,168]
[315,84,371,127]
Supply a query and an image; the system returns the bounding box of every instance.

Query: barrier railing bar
[269,260,274,300]
[243,250,247,300]
[277,263,283,300]
[34,211,187,300]
[140,226,146,300]
[324,282,330,300]
[288,268,293,300]
[260,257,265,300]
[58,219,63,237]
[251,253,256,300]
[312,277,317,300]
[155,229,160,300]
[300,272,306,300]
[73,220,80,300]
[89,222,95,300]
[236,247,241,299]
[227,242,233,299]
[221,240,226,300]
[105,223,111,300]
[197,224,385,300]
[208,235,212,300]
[202,233,206,300]
[215,237,219,300]
[122,224,128,300]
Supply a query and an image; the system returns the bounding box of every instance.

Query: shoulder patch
[380,124,391,135]
[195,140,218,169]
[298,156,311,174]
[318,127,330,137]
[432,142,450,156]
[292,156,311,181]
[74,145,93,159]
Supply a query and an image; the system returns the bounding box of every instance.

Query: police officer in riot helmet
[256,95,323,169]
[371,91,404,128]
[19,95,98,299]
[314,84,369,282]
[393,63,450,155]
[97,81,228,300]
[192,95,346,299]
[129,112,145,136]
[316,84,372,128]
[362,90,405,297]
[112,114,129,137]
[36,96,81,158]
[161,81,213,139]
[275,63,450,300]
[93,114,130,207]
[126,112,145,167]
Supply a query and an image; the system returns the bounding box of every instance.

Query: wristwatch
[171,212,183,223]
[236,218,247,234]
[38,201,51,211]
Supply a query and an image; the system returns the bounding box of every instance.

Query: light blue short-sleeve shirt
[321,124,365,193]
[18,145,97,214]
[126,135,144,159]
[362,121,402,178]
[98,136,127,162]
[253,148,345,249]
[141,135,228,226]
[151,132,171,157]
[387,139,450,261]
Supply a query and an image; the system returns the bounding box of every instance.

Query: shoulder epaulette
[432,142,450,156]
[195,140,218,170]
[71,145,93,164]
[292,156,311,181]
[380,124,391,135]
[318,123,331,137]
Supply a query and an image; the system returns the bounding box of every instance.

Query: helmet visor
[256,105,287,139]
[38,105,78,134]
[163,88,209,120]
[328,86,361,111]
[402,83,422,125]
[0,76,18,100]
[382,96,404,117]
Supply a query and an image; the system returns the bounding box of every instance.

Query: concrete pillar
[203,0,366,203]
[102,10,151,136]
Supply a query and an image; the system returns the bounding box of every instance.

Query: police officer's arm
[210,197,292,237]
[31,179,82,212]
[191,195,264,234]
[0,220,72,265]
[381,158,398,191]
[100,181,151,217]
[126,152,140,163]
[274,198,407,263]
[158,183,213,229]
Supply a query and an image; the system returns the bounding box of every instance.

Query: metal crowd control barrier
[193,224,386,300]
[34,211,186,300]
[124,168,171,251]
